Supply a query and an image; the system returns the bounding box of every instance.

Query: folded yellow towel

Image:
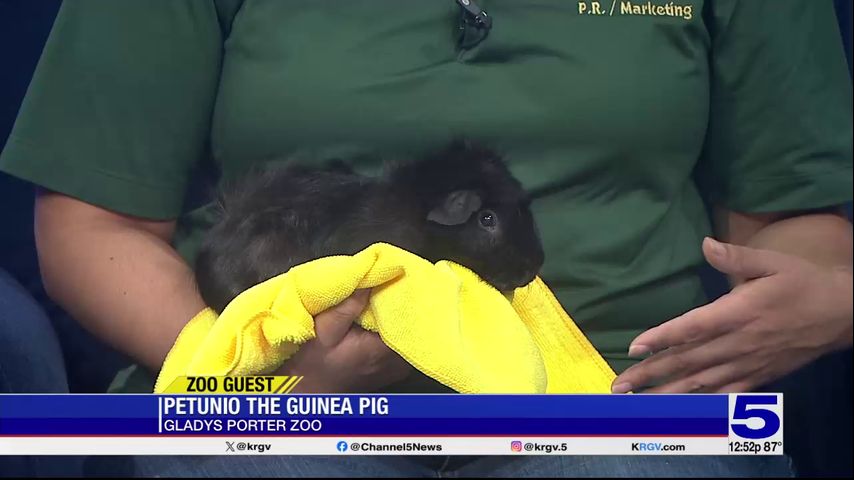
[155,243,616,394]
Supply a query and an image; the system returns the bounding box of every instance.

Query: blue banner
[0,394,734,437]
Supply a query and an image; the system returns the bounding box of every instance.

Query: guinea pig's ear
[427,190,482,226]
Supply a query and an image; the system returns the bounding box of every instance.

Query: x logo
[225,441,235,452]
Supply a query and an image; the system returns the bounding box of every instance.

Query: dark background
[0,1,851,477]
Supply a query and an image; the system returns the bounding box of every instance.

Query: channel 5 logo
[729,394,783,440]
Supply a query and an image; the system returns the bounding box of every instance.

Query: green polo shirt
[2,0,851,392]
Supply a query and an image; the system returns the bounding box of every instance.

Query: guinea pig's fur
[194,140,545,315]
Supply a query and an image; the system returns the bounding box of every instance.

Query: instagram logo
[511,441,523,452]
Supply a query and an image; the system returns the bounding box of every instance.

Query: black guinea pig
[194,140,545,314]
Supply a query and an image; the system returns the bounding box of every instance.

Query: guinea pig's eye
[478,210,497,228]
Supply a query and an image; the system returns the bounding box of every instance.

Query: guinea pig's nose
[511,268,539,289]
[524,258,543,279]
[521,269,538,284]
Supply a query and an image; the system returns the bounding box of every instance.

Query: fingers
[353,328,410,368]
[642,359,754,394]
[326,327,413,390]
[715,380,754,393]
[613,343,695,393]
[314,289,371,347]
[377,349,414,384]
[284,288,414,393]
[703,237,790,280]
[614,334,748,394]
[350,328,413,382]
[332,321,411,370]
[628,293,749,356]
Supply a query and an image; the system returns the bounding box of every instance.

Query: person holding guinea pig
[1,0,850,478]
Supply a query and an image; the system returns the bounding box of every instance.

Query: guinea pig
[194,139,545,314]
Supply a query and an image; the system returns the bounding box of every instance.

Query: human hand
[276,289,413,393]
[612,237,853,394]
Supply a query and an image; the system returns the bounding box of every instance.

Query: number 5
[731,395,780,439]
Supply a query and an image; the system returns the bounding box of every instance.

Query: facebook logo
[336,441,348,452]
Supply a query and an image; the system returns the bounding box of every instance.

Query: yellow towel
[155,243,616,394]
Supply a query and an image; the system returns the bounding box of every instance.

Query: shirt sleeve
[0,0,226,219]
[697,0,853,213]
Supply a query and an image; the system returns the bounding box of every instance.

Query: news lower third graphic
[0,376,784,456]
